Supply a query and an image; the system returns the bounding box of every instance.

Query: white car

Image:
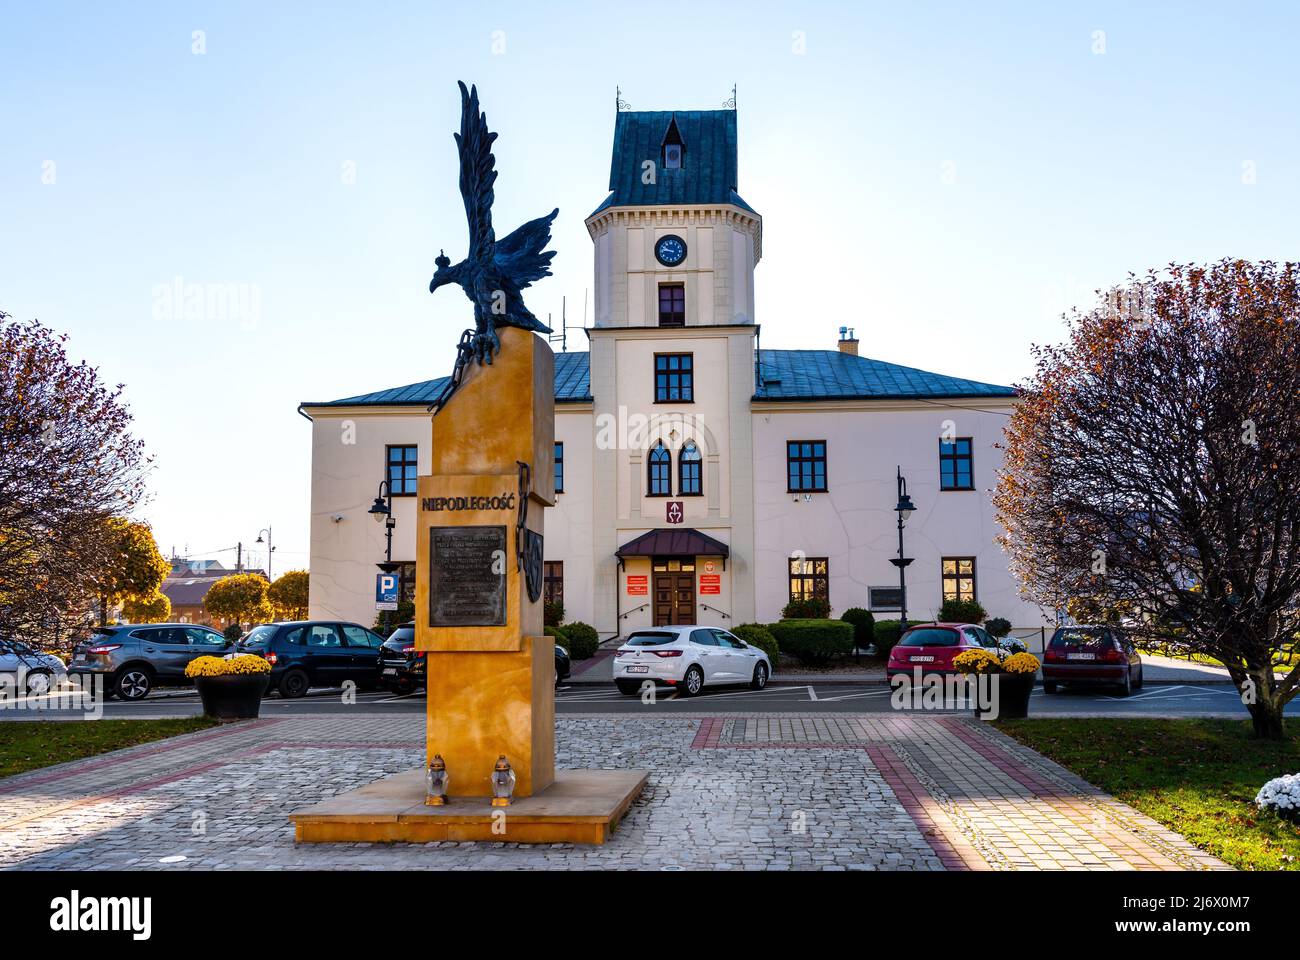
[0,638,68,696]
[613,625,771,696]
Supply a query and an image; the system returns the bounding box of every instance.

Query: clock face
[655,234,687,267]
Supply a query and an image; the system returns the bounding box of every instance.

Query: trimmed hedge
[222,623,243,643]
[841,607,875,652]
[782,597,831,619]
[873,619,904,659]
[732,623,780,663]
[560,621,599,659]
[544,600,564,629]
[984,617,1011,638]
[769,619,854,664]
[544,624,568,644]
[939,598,987,623]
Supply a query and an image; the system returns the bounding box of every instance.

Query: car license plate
[910,656,934,662]
[382,668,398,676]
[626,665,649,673]
[1067,653,1095,661]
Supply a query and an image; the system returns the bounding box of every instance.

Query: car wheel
[279,669,310,699]
[114,667,152,701]
[1118,668,1132,696]
[386,680,414,696]
[680,665,704,697]
[25,670,53,696]
[750,662,769,690]
[1042,680,1058,694]
[1134,664,1144,689]
[615,680,642,696]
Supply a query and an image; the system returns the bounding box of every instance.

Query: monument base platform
[290,769,647,845]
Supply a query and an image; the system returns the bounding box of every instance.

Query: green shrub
[874,619,904,658]
[939,598,987,623]
[222,623,243,643]
[732,623,780,663]
[544,624,567,645]
[781,597,831,619]
[544,600,564,628]
[560,621,599,659]
[840,607,875,652]
[769,619,854,664]
[984,617,1012,638]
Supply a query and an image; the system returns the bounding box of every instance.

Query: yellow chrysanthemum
[1001,652,1042,674]
[952,648,1002,674]
[184,654,271,678]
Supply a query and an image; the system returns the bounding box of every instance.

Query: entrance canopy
[616,528,730,565]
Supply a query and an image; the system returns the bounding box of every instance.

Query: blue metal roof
[754,350,1016,401]
[589,109,757,217]
[304,349,1013,408]
[303,350,593,407]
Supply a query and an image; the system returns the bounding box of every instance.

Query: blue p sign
[375,573,399,610]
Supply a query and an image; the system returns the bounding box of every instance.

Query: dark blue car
[238,621,386,698]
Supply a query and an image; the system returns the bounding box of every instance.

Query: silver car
[67,623,233,700]
[0,639,68,696]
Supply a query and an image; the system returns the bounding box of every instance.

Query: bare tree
[0,311,149,644]
[996,260,1300,738]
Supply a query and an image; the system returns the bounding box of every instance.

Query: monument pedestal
[290,328,646,844]
[291,769,646,845]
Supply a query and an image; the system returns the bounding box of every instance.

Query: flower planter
[194,672,270,719]
[992,672,1035,719]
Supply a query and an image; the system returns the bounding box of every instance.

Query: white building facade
[301,106,1046,640]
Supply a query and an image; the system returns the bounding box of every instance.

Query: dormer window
[662,117,684,170]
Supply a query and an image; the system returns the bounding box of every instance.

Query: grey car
[67,623,233,700]
[0,638,68,696]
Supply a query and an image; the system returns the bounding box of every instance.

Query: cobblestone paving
[0,714,1226,871]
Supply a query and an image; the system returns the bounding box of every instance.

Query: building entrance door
[652,557,696,626]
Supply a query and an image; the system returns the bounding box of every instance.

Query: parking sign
[375,573,399,611]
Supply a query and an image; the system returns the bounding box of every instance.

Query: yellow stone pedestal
[290,326,647,843]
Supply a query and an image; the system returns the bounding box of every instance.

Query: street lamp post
[255,527,274,580]
[368,481,401,633]
[888,466,916,629]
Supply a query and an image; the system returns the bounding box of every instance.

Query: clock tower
[585,107,762,329]
[579,102,763,631]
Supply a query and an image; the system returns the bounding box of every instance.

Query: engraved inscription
[428,525,507,627]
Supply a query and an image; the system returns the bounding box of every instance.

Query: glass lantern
[426,754,449,806]
[490,755,516,807]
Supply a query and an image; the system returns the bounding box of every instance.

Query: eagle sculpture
[429,81,558,366]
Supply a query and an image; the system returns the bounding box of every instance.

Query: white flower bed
[1255,773,1300,821]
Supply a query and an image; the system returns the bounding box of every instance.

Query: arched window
[648,443,671,496]
[679,440,702,496]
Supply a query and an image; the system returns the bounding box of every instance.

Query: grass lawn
[0,718,218,780]
[995,718,1300,870]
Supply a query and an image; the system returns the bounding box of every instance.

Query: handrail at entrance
[698,602,731,620]
[619,603,650,620]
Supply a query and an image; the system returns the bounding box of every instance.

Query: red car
[1041,625,1144,695]
[886,622,998,681]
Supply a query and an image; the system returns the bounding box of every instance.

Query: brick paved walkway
[0,714,1226,871]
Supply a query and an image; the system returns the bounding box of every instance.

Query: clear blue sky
[3,1,1297,573]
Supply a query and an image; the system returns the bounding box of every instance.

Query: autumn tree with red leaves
[995,260,1300,738]
[0,311,149,643]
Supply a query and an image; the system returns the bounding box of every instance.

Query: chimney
[837,326,859,356]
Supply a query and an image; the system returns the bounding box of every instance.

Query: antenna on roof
[723,84,736,110]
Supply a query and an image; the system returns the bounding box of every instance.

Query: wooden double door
[652,558,696,625]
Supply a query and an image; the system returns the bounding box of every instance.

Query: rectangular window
[942,557,977,602]
[869,586,903,611]
[554,442,564,494]
[543,561,564,605]
[788,557,829,602]
[386,445,419,496]
[654,353,693,402]
[397,562,416,604]
[939,438,974,490]
[658,284,685,327]
[786,440,827,492]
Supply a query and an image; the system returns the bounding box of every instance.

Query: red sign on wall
[700,574,721,595]
[626,575,648,596]
[666,501,684,524]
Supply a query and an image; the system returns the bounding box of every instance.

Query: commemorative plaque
[428,525,507,626]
